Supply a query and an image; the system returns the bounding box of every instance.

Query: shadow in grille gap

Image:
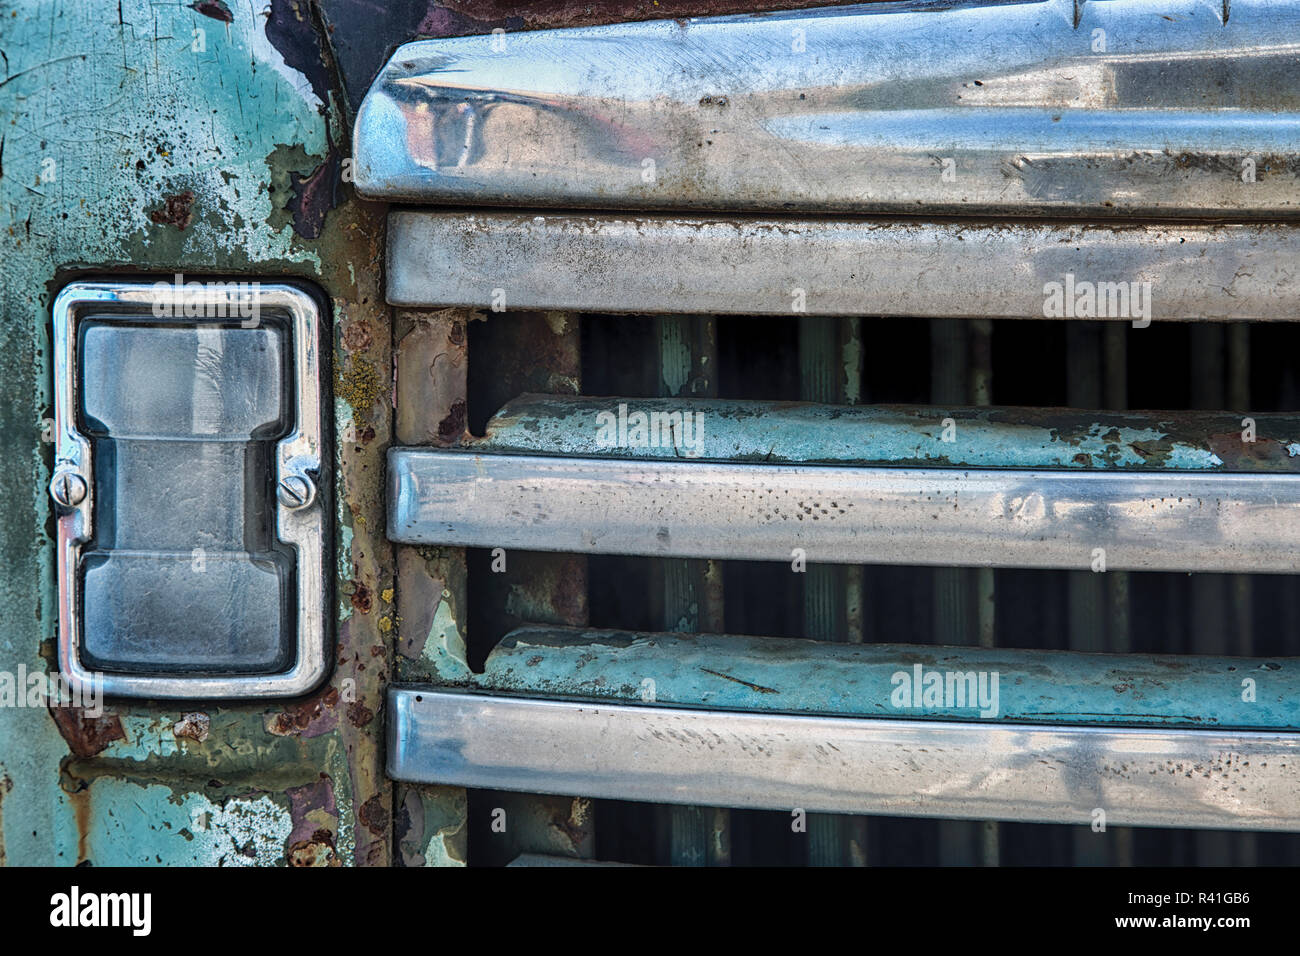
[450,312,1300,866]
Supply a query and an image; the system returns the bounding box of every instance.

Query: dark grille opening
[461,310,1300,865]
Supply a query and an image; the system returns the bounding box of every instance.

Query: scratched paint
[477,626,1300,730]
[478,395,1295,472]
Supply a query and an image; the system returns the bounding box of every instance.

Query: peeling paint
[286,776,339,866]
[396,784,467,867]
[1,0,392,864]
[173,713,211,743]
[47,707,126,760]
[57,780,294,867]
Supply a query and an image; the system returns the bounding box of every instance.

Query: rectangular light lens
[78,322,293,674]
[51,282,329,698]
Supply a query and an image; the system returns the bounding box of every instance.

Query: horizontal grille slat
[388,689,1300,831]
[388,213,1300,320]
[388,448,1300,573]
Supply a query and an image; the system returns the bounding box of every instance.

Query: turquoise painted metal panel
[471,627,1300,731]
[478,395,1300,472]
[0,0,394,866]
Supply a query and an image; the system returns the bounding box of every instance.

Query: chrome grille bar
[387,448,1300,573]
[388,689,1300,831]
[387,213,1300,319]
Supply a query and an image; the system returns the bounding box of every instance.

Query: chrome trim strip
[388,212,1300,319]
[388,689,1300,831]
[52,281,330,699]
[355,0,1300,217]
[387,448,1300,573]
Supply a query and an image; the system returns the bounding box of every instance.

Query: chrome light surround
[51,280,330,699]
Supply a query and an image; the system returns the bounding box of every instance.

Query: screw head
[277,473,316,510]
[49,471,87,509]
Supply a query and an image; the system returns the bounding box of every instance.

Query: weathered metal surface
[392,307,472,865]
[397,546,473,683]
[470,311,599,863]
[390,308,594,863]
[388,688,1300,831]
[393,307,473,684]
[388,448,1300,572]
[0,0,392,865]
[389,212,1300,320]
[395,309,471,447]
[355,0,1300,217]
[396,783,468,866]
[479,396,1300,472]
[475,626,1300,730]
[470,791,595,866]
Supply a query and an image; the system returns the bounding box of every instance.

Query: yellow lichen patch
[335,359,381,415]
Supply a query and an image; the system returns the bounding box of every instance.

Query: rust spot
[69,786,91,865]
[287,151,340,240]
[342,320,373,353]
[346,701,374,728]
[1129,441,1159,461]
[189,0,233,22]
[266,687,339,738]
[148,191,195,230]
[351,582,373,613]
[436,398,467,442]
[1207,432,1290,470]
[172,712,210,742]
[550,554,589,625]
[287,778,339,865]
[287,778,336,830]
[288,837,338,866]
[48,706,125,759]
[358,793,390,836]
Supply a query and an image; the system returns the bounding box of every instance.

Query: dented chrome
[356,0,1300,217]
